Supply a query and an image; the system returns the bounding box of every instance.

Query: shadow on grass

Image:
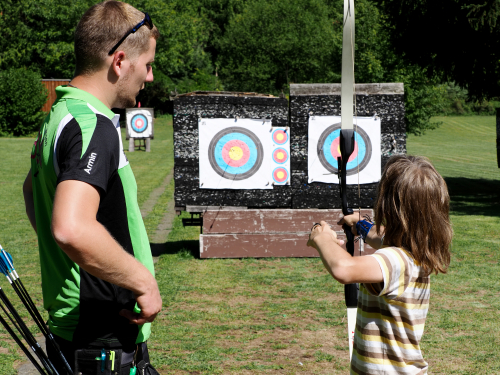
[445,177,500,217]
[150,240,199,258]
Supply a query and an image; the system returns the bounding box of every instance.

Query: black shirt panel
[56,115,120,193]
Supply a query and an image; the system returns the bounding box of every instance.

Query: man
[23,1,162,373]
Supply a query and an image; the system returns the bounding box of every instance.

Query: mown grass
[407,116,500,374]
[148,116,500,374]
[0,115,499,374]
[0,117,173,373]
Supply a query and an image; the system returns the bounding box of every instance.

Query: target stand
[173,86,405,258]
[126,108,154,152]
[188,207,376,258]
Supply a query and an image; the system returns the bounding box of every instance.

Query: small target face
[272,148,289,164]
[272,129,288,145]
[317,123,372,176]
[208,127,264,180]
[273,167,289,183]
[131,114,148,133]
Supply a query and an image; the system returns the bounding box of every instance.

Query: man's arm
[23,170,37,233]
[51,179,162,324]
[308,221,383,284]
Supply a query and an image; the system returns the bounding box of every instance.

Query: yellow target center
[277,133,284,141]
[277,171,285,179]
[229,147,243,160]
[277,151,285,160]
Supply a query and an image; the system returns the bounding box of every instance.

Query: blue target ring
[208,127,264,180]
[131,114,148,133]
[214,133,257,175]
[317,124,372,176]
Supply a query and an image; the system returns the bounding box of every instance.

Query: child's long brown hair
[374,155,452,275]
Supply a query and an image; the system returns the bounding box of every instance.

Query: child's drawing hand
[307,221,344,248]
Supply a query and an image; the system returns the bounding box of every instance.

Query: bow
[338,0,358,360]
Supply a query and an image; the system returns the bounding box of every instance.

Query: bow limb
[339,0,358,361]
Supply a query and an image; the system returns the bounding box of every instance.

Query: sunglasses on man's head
[108,12,153,55]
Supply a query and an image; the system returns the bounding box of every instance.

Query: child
[307,155,452,374]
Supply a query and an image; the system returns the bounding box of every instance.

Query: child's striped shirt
[351,247,430,375]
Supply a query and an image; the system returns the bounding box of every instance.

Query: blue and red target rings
[317,123,372,176]
[131,114,148,133]
[208,127,264,181]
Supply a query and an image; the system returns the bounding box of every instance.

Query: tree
[216,0,340,94]
[378,0,500,99]
[0,68,47,136]
[0,0,94,78]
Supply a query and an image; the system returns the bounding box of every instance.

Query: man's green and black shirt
[31,86,154,348]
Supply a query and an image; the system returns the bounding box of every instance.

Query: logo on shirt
[84,153,97,174]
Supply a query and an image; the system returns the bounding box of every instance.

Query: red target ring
[273,167,288,183]
[272,148,289,164]
[272,129,288,145]
[221,140,251,168]
[330,137,359,162]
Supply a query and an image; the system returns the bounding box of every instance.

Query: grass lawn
[0,115,498,374]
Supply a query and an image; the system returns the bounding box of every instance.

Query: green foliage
[435,82,497,116]
[0,0,95,78]
[0,68,47,136]
[216,0,391,94]
[379,0,500,99]
[398,67,445,135]
[0,0,477,136]
[216,0,338,94]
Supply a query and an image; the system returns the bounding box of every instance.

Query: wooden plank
[290,83,404,96]
[187,205,248,213]
[200,233,376,258]
[41,79,70,112]
[202,208,374,234]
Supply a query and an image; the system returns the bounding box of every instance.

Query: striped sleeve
[367,247,414,299]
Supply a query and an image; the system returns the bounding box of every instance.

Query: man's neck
[69,73,116,109]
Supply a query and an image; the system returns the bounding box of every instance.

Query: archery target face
[317,124,372,176]
[131,114,148,133]
[126,108,154,138]
[270,128,290,185]
[199,118,274,189]
[208,127,264,180]
[308,116,381,184]
[272,129,288,145]
[273,167,289,183]
[273,148,289,164]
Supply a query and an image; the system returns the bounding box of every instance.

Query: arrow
[0,245,71,374]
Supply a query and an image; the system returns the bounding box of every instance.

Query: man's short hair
[75,0,160,76]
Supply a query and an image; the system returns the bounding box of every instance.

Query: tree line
[1,0,498,136]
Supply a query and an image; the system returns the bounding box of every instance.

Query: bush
[0,68,47,136]
[435,82,497,116]
[402,67,445,135]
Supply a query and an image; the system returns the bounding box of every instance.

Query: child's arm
[308,221,383,284]
[338,213,385,250]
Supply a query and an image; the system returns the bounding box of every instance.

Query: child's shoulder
[368,246,425,298]
[372,246,418,269]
